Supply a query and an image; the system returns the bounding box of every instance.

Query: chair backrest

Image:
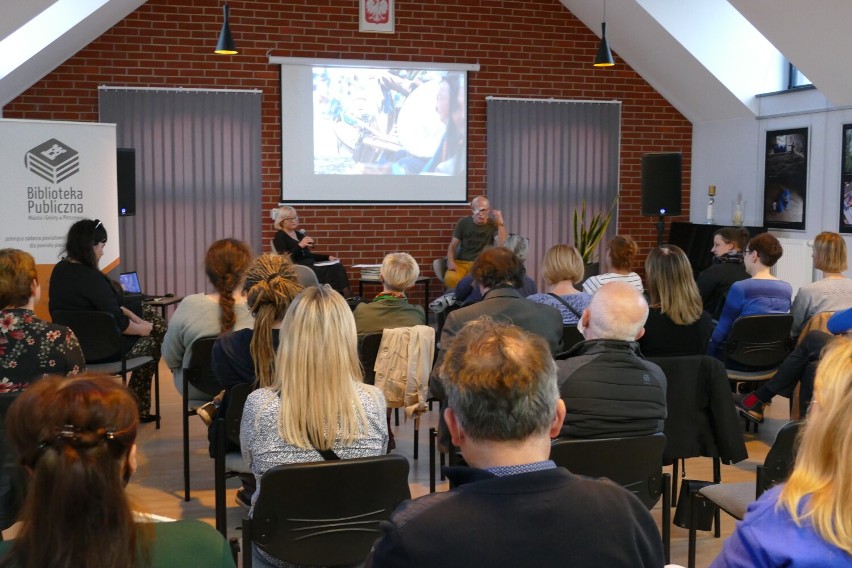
[50,310,124,363]
[758,420,802,496]
[549,433,666,510]
[357,331,384,385]
[293,264,320,287]
[225,382,252,448]
[560,326,584,352]
[723,314,793,369]
[796,312,833,346]
[251,454,411,566]
[432,258,447,284]
[184,336,220,398]
[0,392,25,531]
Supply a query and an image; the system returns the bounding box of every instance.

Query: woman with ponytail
[162,238,253,396]
[0,375,234,568]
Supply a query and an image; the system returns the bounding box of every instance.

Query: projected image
[313,67,466,176]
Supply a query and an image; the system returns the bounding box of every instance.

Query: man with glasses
[443,196,507,288]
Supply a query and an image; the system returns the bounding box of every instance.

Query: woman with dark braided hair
[211,253,304,506]
[162,238,253,396]
[0,374,234,568]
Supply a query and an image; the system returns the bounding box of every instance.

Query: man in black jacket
[556,281,667,439]
[366,318,664,568]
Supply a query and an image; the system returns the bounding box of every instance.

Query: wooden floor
[11,361,792,567]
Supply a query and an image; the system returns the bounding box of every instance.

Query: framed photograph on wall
[360,0,394,33]
[840,124,852,233]
[763,127,808,231]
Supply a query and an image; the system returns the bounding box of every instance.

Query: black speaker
[641,152,682,216]
[116,148,136,217]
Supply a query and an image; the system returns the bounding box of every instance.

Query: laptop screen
[119,272,142,294]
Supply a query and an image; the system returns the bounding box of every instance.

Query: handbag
[673,479,717,530]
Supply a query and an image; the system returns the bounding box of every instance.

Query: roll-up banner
[0,118,119,318]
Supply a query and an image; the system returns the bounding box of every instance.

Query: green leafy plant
[573,196,619,263]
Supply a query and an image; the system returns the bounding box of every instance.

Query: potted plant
[573,196,618,280]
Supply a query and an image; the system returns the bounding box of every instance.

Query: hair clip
[105,428,116,441]
[57,424,78,440]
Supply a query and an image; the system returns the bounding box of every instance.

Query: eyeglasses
[473,208,490,214]
[744,249,752,254]
[283,216,298,222]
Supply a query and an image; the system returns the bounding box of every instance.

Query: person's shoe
[196,401,218,427]
[733,393,767,424]
[139,414,158,424]
[235,487,252,509]
[429,293,456,314]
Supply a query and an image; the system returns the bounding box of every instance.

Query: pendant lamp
[215,4,237,55]
[593,2,614,67]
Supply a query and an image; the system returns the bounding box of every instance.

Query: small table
[358,277,431,313]
[144,296,183,320]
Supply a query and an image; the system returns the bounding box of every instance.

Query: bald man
[555,282,667,439]
[444,196,507,288]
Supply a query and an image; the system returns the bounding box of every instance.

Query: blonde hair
[541,244,584,286]
[813,232,848,273]
[644,245,703,325]
[273,206,297,231]
[779,336,852,555]
[274,286,368,451]
[380,253,419,292]
[242,254,304,388]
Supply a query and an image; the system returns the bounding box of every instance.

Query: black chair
[52,310,160,429]
[554,325,584,359]
[722,314,794,432]
[687,420,801,568]
[0,393,25,539]
[549,434,671,563]
[181,336,220,502]
[241,454,411,568]
[213,381,253,536]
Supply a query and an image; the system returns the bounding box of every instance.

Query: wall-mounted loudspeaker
[641,152,682,217]
[116,148,136,217]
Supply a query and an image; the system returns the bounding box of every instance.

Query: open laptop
[119,271,159,301]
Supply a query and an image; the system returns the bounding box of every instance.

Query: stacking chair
[181,336,219,502]
[554,325,584,359]
[722,314,793,431]
[293,264,320,287]
[549,433,671,563]
[52,310,161,429]
[242,454,411,568]
[687,420,801,568]
[213,381,253,536]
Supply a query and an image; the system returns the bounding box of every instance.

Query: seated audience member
[0,249,85,388]
[639,245,713,356]
[556,282,667,439]
[354,252,425,334]
[366,318,664,568]
[49,219,166,422]
[712,337,852,568]
[272,206,352,297]
[696,226,750,320]
[240,286,387,568]
[443,196,507,289]
[527,244,592,325]
[582,235,643,295]
[790,231,852,337]
[162,238,253,396]
[707,233,792,359]
[734,307,852,423]
[453,234,537,305]
[0,374,235,567]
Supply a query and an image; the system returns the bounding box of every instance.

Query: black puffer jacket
[556,339,667,439]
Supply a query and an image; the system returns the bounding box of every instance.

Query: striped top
[582,272,644,295]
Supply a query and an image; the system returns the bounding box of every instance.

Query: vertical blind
[487,98,621,286]
[99,87,262,297]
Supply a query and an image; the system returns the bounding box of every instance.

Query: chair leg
[429,427,436,493]
[154,365,161,430]
[413,416,420,460]
[242,516,253,568]
[671,459,680,507]
[395,407,400,426]
[713,458,722,538]
[688,491,700,568]
[214,419,227,536]
[228,537,240,565]
[440,450,446,481]
[182,388,191,502]
[661,472,671,565]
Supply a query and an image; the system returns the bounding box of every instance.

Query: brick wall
[5,0,691,300]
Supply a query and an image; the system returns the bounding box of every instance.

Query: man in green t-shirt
[444,196,507,288]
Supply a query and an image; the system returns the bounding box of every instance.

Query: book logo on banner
[25,138,80,184]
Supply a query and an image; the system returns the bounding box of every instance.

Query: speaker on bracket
[641,152,682,217]
[116,148,136,217]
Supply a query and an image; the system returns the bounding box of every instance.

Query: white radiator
[772,238,815,297]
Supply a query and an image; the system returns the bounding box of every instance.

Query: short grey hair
[586,282,649,341]
[439,318,558,441]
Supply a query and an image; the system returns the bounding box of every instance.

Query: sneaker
[733,393,766,424]
[429,293,457,314]
[235,487,252,509]
[196,401,218,427]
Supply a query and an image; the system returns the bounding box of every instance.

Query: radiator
[772,238,815,297]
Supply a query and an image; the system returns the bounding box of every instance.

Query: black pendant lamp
[593,1,614,67]
[215,4,237,55]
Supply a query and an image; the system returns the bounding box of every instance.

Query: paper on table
[314,260,340,267]
[353,264,383,268]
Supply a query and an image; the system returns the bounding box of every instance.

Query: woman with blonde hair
[712,336,852,566]
[582,235,643,295]
[240,285,387,566]
[789,231,852,337]
[527,244,591,325]
[354,252,425,334]
[639,245,713,356]
[272,205,352,297]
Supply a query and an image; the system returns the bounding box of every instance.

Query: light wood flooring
[8,361,792,567]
